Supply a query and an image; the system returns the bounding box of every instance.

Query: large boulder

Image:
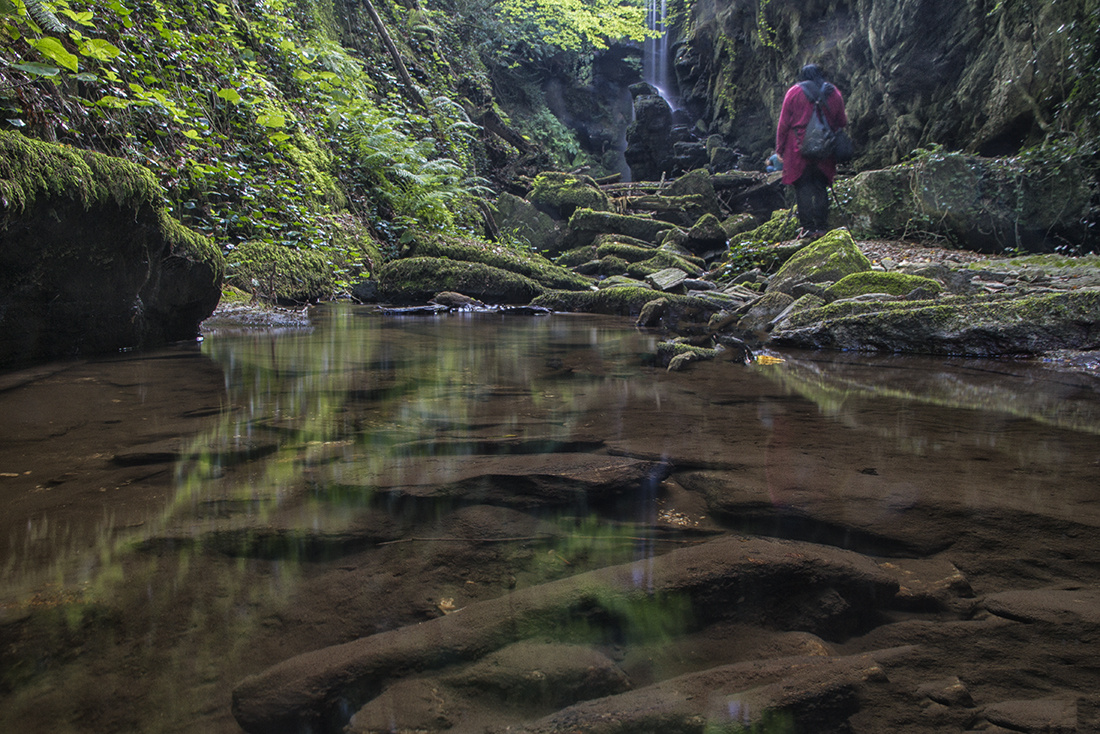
[771,291,1100,356]
[624,90,674,181]
[835,151,1090,252]
[376,258,548,305]
[494,192,566,253]
[0,132,223,368]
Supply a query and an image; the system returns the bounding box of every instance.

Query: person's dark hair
[799,64,826,83]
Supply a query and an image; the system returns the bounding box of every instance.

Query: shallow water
[1,304,1099,733]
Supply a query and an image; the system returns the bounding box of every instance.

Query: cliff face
[673,0,1099,166]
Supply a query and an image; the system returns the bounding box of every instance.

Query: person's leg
[793,174,816,234]
[806,166,830,232]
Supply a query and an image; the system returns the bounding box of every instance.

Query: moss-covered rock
[685,212,728,254]
[767,229,871,295]
[626,251,704,279]
[0,132,223,367]
[568,208,676,243]
[825,272,944,300]
[728,208,799,249]
[528,172,611,219]
[411,235,593,291]
[833,150,1091,252]
[494,192,566,253]
[771,291,1100,356]
[595,241,660,263]
[377,258,548,304]
[226,241,335,304]
[721,213,758,238]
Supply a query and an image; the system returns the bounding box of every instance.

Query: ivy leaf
[79,39,122,61]
[256,112,286,128]
[74,72,98,82]
[216,88,243,104]
[268,132,291,142]
[182,129,202,140]
[13,61,61,77]
[60,9,95,27]
[30,37,79,73]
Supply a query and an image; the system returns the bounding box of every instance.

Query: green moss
[226,241,334,303]
[728,207,799,249]
[377,257,547,304]
[626,251,703,279]
[158,210,225,284]
[596,242,659,263]
[656,341,719,360]
[412,235,593,291]
[568,208,676,242]
[768,229,871,293]
[825,271,943,300]
[0,131,161,218]
[528,172,611,215]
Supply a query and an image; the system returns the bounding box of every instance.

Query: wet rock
[824,271,944,301]
[445,642,631,706]
[684,212,728,255]
[770,291,1100,356]
[984,587,1100,627]
[683,469,955,557]
[737,291,794,333]
[916,676,975,708]
[377,258,546,305]
[645,267,688,292]
[624,94,673,182]
[877,559,975,613]
[982,697,1077,733]
[231,535,898,733]
[512,652,885,734]
[343,453,670,508]
[636,297,669,327]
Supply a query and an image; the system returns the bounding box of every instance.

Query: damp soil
[1,307,1099,733]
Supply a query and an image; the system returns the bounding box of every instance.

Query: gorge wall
[672,0,1099,167]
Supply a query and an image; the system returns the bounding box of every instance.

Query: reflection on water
[1,304,1098,733]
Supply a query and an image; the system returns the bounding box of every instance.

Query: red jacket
[776,82,848,186]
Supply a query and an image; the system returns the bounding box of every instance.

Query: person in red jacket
[776,64,848,239]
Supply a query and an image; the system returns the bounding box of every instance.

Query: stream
[2,304,1099,733]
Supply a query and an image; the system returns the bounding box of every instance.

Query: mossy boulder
[721,213,758,238]
[684,212,728,255]
[528,172,611,219]
[568,208,676,243]
[410,235,592,291]
[626,251,704,279]
[771,291,1100,356]
[834,151,1091,252]
[825,272,944,300]
[494,192,566,253]
[377,258,548,305]
[728,208,799,249]
[766,229,871,296]
[227,241,335,304]
[0,132,223,367]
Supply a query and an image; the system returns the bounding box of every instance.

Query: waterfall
[643,0,675,107]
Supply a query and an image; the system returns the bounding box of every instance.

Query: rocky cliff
[673,0,1099,167]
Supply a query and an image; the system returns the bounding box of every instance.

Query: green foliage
[492,0,653,53]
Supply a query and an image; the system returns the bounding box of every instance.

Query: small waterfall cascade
[643,0,675,108]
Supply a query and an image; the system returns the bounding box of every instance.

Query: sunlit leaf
[216,88,243,104]
[268,132,291,142]
[30,37,79,72]
[79,38,122,61]
[182,129,202,140]
[60,9,95,26]
[256,112,286,128]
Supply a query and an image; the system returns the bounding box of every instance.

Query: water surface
[2,305,1098,732]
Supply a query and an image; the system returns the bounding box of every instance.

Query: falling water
[643,0,675,107]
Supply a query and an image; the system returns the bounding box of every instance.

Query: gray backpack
[798,81,852,161]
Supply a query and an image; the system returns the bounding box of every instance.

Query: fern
[24,0,67,33]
